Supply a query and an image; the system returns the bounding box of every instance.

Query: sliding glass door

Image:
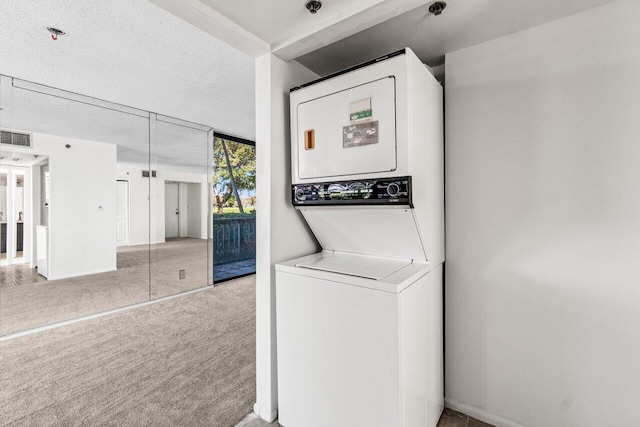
[212,134,256,282]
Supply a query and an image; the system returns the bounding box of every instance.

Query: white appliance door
[296,76,397,180]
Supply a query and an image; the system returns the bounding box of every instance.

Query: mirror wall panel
[0,75,151,335]
[149,115,212,300]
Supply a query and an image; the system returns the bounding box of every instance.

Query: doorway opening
[164,181,203,241]
[0,167,26,266]
[0,152,48,271]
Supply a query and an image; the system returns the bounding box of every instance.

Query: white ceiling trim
[271,0,431,62]
[148,0,270,58]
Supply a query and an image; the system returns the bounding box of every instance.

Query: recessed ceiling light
[428,1,447,16]
[305,0,322,14]
[47,27,66,40]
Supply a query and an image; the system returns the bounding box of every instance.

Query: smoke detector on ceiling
[305,0,322,14]
[428,1,447,16]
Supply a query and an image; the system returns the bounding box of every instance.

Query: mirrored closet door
[0,75,214,336]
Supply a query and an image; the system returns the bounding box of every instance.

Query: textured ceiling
[296,0,618,75]
[0,0,255,142]
[0,0,620,168]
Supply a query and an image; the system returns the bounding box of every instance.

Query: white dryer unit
[276,48,444,427]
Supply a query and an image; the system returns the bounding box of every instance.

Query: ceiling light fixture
[47,27,66,40]
[428,1,447,16]
[305,0,322,14]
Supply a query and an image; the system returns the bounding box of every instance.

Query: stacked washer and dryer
[275,48,444,427]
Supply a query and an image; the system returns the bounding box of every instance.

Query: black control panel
[292,176,412,207]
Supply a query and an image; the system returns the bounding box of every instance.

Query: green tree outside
[213,137,256,215]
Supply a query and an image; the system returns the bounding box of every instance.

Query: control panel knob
[387,182,400,197]
[295,188,305,201]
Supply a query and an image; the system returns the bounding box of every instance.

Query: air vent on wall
[1,130,32,148]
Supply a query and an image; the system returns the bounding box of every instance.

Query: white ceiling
[195,0,432,52]
[0,0,255,142]
[296,0,618,75]
[0,0,621,171]
[151,0,619,70]
[149,0,435,61]
[0,150,46,167]
[199,0,378,46]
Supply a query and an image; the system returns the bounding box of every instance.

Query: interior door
[165,182,179,239]
[115,180,129,247]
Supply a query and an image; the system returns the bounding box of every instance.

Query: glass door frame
[212,132,256,284]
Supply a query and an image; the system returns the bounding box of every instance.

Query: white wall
[444,1,640,426]
[117,165,208,245]
[26,133,117,280]
[254,54,320,422]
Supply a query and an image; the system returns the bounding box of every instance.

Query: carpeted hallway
[0,275,256,427]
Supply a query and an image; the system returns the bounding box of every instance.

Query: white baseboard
[187,234,207,240]
[48,267,118,281]
[0,284,213,342]
[445,398,527,427]
[253,402,278,423]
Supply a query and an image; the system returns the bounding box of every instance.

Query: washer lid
[295,252,411,280]
[299,206,427,261]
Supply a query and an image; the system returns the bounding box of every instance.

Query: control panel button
[387,182,400,197]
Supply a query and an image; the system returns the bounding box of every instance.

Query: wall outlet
[179,269,186,280]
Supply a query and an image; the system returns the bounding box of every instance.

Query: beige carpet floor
[0,238,210,335]
[0,275,256,427]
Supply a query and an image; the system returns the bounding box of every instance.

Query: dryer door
[296,76,397,180]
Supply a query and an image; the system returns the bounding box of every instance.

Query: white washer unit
[276,48,444,427]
